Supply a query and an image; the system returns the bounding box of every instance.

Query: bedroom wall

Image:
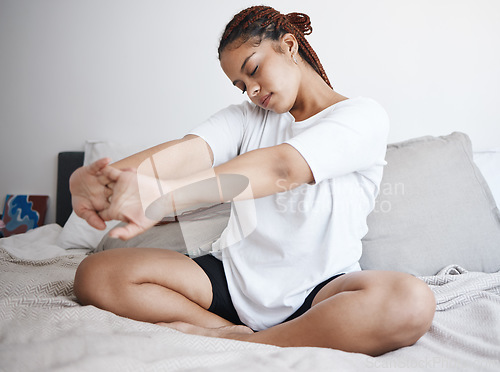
[1,0,499,224]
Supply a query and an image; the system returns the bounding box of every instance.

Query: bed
[1,132,500,371]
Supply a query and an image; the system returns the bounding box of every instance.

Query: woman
[71,6,435,356]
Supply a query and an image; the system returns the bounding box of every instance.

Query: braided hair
[218,6,332,89]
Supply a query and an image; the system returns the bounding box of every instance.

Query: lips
[260,93,272,108]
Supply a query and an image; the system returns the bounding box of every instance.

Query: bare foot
[157,321,254,342]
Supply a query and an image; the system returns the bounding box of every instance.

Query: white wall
[1,0,499,224]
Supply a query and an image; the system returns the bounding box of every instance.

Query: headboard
[56,152,84,226]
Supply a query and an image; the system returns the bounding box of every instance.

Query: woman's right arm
[70,134,214,230]
[110,134,213,174]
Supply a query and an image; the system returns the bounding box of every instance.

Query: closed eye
[237,65,259,94]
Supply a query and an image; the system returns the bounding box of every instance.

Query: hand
[69,158,113,230]
[98,166,162,240]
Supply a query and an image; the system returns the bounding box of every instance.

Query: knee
[383,275,436,347]
[73,252,114,307]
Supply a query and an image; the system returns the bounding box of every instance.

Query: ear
[281,33,299,56]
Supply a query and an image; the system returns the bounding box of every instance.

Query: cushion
[56,140,146,249]
[82,140,145,167]
[360,132,500,276]
[474,149,500,208]
[56,212,121,249]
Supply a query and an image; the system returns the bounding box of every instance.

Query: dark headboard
[56,152,84,226]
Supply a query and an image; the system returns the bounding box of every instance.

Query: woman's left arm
[212,143,313,198]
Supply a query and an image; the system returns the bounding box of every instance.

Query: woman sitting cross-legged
[70,5,436,356]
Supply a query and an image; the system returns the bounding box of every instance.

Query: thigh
[74,247,214,310]
[310,270,420,307]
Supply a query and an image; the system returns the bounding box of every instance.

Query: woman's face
[220,36,301,114]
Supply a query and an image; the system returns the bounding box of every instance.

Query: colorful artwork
[0,195,49,237]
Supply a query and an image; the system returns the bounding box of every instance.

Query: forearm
[146,144,312,218]
[111,135,213,180]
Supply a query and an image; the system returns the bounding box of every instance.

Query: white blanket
[1,247,499,372]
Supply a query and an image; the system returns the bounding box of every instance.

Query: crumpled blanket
[1,248,499,372]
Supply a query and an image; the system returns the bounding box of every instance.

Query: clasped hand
[69,158,168,240]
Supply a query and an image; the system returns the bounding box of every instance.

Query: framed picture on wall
[0,195,49,237]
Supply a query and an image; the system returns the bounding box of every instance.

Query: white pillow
[56,140,146,249]
[56,212,121,249]
[474,149,500,208]
[83,140,146,166]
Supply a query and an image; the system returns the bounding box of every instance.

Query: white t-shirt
[188,97,389,331]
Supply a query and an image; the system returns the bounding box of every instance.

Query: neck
[290,64,347,122]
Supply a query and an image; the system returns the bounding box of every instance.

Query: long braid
[219,6,332,89]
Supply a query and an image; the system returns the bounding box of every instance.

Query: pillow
[56,212,121,249]
[360,132,500,276]
[56,140,146,249]
[473,149,500,208]
[82,140,146,166]
[97,203,231,256]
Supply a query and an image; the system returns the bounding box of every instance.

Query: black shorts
[192,254,344,329]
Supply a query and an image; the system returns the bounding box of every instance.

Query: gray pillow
[97,203,230,256]
[360,132,500,275]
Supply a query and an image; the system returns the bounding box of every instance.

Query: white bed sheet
[0,146,499,370]
[0,224,89,260]
[0,237,499,371]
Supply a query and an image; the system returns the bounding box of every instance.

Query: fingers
[108,223,144,240]
[96,166,138,193]
[92,159,134,186]
[100,166,123,182]
[79,209,107,230]
[104,185,113,197]
[101,184,113,206]
[85,185,111,212]
[98,207,114,222]
[96,174,111,186]
[88,157,111,175]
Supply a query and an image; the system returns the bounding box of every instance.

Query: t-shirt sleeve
[284,98,390,184]
[187,102,250,167]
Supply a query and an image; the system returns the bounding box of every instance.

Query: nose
[247,83,260,97]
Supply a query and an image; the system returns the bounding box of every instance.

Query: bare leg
[161,271,436,356]
[74,247,235,328]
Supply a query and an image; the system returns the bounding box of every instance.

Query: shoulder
[222,100,266,117]
[327,96,390,132]
[241,100,275,122]
[332,97,388,117]
[208,100,272,125]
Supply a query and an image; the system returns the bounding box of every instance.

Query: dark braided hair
[218,6,332,89]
